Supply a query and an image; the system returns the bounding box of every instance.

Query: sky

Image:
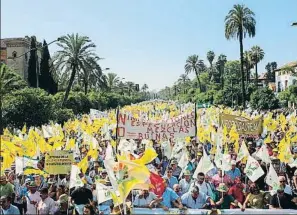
[2,0,297,91]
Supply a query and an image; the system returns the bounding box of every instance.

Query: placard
[45,150,73,174]
[117,111,195,140]
[219,114,263,135]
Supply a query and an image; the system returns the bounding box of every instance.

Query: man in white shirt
[133,189,159,208]
[179,170,193,195]
[26,182,41,215]
[37,188,56,215]
[181,186,215,209]
[190,172,214,200]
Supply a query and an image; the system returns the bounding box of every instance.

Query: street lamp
[292,22,297,26]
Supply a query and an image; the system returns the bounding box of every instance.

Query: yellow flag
[78,156,89,174]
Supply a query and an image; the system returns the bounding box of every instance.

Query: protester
[214,183,238,209]
[181,186,215,209]
[242,183,265,210]
[0,195,20,215]
[26,182,41,215]
[0,175,14,198]
[179,170,193,195]
[133,188,158,208]
[37,188,56,214]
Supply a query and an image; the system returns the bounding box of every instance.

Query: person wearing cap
[26,181,42,214]
[170,160,182,179]
[0,175,14,198]
[182,185,216,210]
[54,194,69,215]
[214,183,238,209]
[269,185,296,209]
[0,195,20,215]
[225,160,241,181]
[133,188,159,208]
[179,170,193,195]
[163,167,178,189]
[190,172,214,200]
[89,161,100,179]
[37,187,56,215]
[160,178,183,210]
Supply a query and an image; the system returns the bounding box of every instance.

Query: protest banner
[45,150,73,174]
[117,111,195,140]
[90,109,108,119]
[219,113,263,135]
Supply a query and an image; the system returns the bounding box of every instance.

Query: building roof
[0,39,6,48]
[274,61,297,71]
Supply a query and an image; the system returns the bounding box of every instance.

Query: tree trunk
[62,65,76,107]
[255,63,258,89]
[195,70,202,92]
[239,29,246,108]
[221,67,224,90]
[84,80,88,95]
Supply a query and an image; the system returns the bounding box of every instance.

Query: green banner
[197,103,211,109]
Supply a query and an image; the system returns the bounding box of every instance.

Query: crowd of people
[1,103,297,215]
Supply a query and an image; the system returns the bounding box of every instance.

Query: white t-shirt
[133,192,157,207]
[37,197,56,215]
[181,191,209,209]
[26,191,41,214]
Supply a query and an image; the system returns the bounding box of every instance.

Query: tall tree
[178,74,190,94]
[216,54,227,89]
[141,84,148,92]
[0,64,26,134]
[225,4,256,108]
[126,81,135,96]
[104,72,120,91]
[207,51,215,81]
[53,33,97,106]
[243,51,253,84]
[184,55,205,92]
[271,62,278,72]
[251,46,265,87]
[28,36,38,87]
[39,40,58,94]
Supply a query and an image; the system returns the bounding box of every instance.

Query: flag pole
[194,102,197,141]
[115,106,120,154]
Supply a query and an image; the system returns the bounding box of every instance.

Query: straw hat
[170,160,178,165]
[217,183,228,193]
[183,170,192,176]
[57,194,68,204]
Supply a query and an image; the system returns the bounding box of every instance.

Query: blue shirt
[225,168,241,180]
[161,187,179,208]
[163,176,178,189]
[1,204,20,215]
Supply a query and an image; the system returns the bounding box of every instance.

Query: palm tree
[207,51,216,81]
[141,84,148,92]
[126,81,135,96]
[225,4,256,108]
[243,51,254,84]
[53,33,98,106]
[0,64,26,134]
[207,51,215,67]
[216,54,227,89]
[79,56,104,94]
[250,46,265,87]
[104,72,120,91]
[184,55,205,92]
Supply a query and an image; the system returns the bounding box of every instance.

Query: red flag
[149,172,165,197]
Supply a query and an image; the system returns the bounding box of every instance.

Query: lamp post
[292,22,297,26]
[14,38,61,87]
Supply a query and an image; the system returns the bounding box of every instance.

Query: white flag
[236,141,250,162]
[193,148,214,178]
[15,157,39,174]
[105,143,114,160]
[69,165,84,189]
[265,164,279,190]
[244,156,265,182]
[161,140,172,159]
[255,144,271,164]
[178,150,189,179]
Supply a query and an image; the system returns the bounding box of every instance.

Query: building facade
[275,61,297,92]
[0,37,41,82]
